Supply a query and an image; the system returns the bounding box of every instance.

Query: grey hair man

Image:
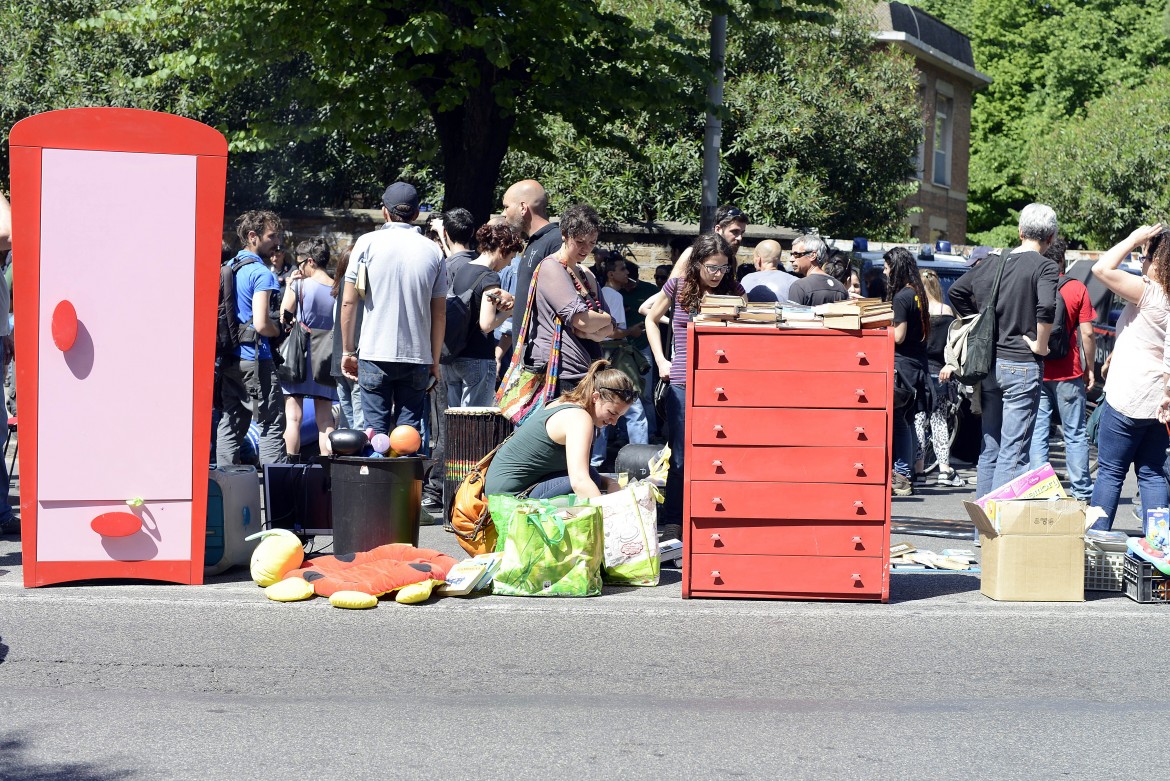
[946,202,1060,510]
[740,239,799,303]
[787,234,848,306]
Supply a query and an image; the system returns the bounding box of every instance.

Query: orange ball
[388,425,422,455]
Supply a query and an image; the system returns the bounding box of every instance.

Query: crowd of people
[207,180,1170,540]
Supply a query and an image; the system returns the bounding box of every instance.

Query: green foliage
[503,1,920,239]
[1028,68,1170,248]
[905,0,1170,246]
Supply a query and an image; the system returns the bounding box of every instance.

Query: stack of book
[737,302,782,323]
[695,293,747,322]
[813,298,894,330]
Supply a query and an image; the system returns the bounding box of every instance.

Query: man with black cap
[340,182,448,437]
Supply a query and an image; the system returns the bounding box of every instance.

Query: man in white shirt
[340,182,448,435]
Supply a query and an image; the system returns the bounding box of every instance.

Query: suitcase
[263,461,332,537]
[206,466,262,575]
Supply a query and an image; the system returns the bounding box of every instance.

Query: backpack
[216,256,258,358]
[441,267,494,364]
[1046,276,1075,361]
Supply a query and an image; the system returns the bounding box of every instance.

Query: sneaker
[892,472,914,497]
[421,497,444,515]
[937,469,965,487]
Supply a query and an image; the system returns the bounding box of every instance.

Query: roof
[871,2,992,87]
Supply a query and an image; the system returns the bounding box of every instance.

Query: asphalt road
[0,452,1156,781]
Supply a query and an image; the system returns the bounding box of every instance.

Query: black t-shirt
[452,262,501,360]
[788,273,849,306]
[508,223,564,337]
[892,286,928,363]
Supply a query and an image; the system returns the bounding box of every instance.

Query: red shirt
[1043,276,1096,382]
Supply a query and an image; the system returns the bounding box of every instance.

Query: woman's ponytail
[560,359,636,406]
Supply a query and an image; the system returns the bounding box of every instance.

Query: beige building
[872,2,991,244]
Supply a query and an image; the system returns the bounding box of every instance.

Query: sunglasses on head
[600,386,638,403]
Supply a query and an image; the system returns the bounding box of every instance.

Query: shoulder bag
[496,261,563,424]
[277,282,309,385]
[945,250,1008,385]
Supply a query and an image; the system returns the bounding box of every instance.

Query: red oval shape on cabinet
[52,300,78,351]
[90,511,142,537]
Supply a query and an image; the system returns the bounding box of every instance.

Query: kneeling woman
[484,360,636,499]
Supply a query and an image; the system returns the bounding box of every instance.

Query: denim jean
[358,359,430,435]
[445,357,496,408]
[662,383,687,525]
[334,375,364,431]
[639,345,657,439]
[892,404,915,478]
[216,358,288,466]
[526,466,607,499]
[1028,377,1091,499]
[1089,400,1170,530]
[976,359,1042,499]
[590,397,649,467]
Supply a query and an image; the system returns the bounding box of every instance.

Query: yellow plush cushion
[246,529,306,587]
[264,577,315,602]
[329,591,378,609]
[394,579,441,604]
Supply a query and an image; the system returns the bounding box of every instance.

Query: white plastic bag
[590,481,660,586]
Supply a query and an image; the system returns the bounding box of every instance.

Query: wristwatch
[342,350,358,357]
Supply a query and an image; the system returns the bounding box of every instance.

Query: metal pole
[700,13,727,234]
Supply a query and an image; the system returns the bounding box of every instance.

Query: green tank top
[484,403,585,494]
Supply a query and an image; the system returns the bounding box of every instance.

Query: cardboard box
[975,463,1067,525]
[964,498,1089,601]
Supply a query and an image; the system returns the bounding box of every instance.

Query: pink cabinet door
[35,149,197,562]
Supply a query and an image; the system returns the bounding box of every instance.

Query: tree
[904,0,1170,245]
[114,0,836,223]
[502,0,920,238]
[1028,67,1170,248]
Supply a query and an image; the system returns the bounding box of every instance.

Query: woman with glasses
[645,233,744,540]
[521,203,616,395]
[279,237,338,458]
[884,246,931,497]
[485,360,635,499]
[1091,224,1170,530]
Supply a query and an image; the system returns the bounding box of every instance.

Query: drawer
[688,553,886,596]
[693,332,888,372]
[689,407,887,447]
[689,481,887,521]
[693,370,887,409]
[690,519,887,557]
[691,445,887,484]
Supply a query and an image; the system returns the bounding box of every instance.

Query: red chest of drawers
[682,325,894,601]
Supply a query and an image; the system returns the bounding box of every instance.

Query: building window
[913,82,926,180]
[933,92,953,188]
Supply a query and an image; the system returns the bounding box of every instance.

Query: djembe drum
[443,406,514,522]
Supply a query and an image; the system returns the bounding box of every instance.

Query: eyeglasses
[791,249,817,258]
[600,386,639,403]
[703,264,731,274]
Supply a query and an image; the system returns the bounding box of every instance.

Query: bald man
[740,239,798,303]
[502,179,562,341]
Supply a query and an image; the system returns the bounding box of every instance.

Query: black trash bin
[329,456,424,555]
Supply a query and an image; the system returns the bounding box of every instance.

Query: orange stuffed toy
[285,544,458,599]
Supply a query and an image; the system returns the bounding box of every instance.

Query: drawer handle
[714,349,727,360]
[712,459,723,468]
[710,533,722,541]
[712,497,723,507]
[852,573,862,582]
[853,462,865,471]
[714,386,726,397]
[713,425,724,434]
[854,426,867,439]
[853,501,865,513]
[855,388,867,398]
[711,570,721,579]
[852,536,863,546]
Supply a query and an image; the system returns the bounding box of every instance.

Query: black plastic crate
[1122,553,1170,604]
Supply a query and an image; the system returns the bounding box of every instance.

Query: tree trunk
[428,74,516,225]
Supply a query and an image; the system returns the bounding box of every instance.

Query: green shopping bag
[489,497,603,597]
